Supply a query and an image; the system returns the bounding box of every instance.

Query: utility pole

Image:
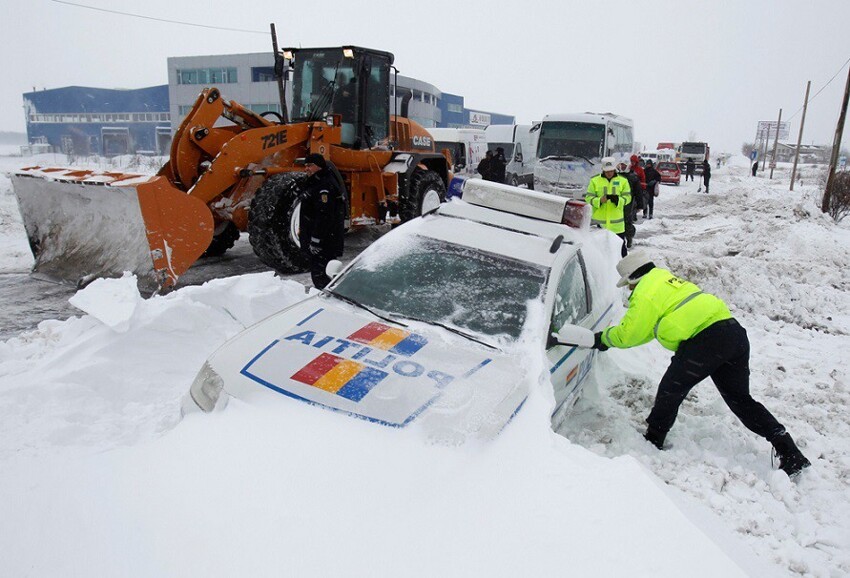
[822,64,850,214]
[790,81,811,191]
[761,133,770,171]
[770,108,782,179]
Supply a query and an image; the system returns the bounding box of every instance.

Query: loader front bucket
[11,167,214,290]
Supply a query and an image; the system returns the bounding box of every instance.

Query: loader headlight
[188,361,225,413]
[343,47,354,59]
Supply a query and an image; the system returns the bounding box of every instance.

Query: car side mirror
[325,260,344,279]
[455,162,465,170]
[551,324,594,348]
[514,152,523,163]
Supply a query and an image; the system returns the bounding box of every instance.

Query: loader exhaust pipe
[400,89,413,119]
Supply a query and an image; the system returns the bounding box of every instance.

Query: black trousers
[703,175,710,193]
[643,191,655,218]
[308,250,332,289]
[646,319,786,441]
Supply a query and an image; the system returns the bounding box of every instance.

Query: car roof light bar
[462,179,567,224]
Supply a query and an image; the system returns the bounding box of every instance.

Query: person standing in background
[685,158,696,182]
[585,157,632,257]
[702,160,711,194]
[490,147,508,183]
[643,160,661,219]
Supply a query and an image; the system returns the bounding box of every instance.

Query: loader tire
[203,222,240,258]
[248,173,309,274]
[400,169,446,223]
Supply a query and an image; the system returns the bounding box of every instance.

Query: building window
[252,67,276,82]
[447,103,463,113]
[177,67,238,85]
[247,103,282,115]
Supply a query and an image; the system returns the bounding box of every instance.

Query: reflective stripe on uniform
[592,218,625,225]
[653,291,704,340]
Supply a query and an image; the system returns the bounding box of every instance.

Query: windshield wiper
[539,154,595,165]
[323,289,407,327]
[389,313,499,351]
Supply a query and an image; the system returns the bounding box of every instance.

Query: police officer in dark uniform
[300,153,346,289]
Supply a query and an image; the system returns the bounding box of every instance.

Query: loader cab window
[290,49,359,147]
[362,54,390,149]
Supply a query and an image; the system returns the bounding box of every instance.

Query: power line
[48,0,268,35]
[786,55,850,122]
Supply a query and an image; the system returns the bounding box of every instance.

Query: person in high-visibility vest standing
[585,157,632,257]
[592,251,812,479]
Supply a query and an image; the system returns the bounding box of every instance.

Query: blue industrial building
[438,92,513,129]
[23,86,171,156]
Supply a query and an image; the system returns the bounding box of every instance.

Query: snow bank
[0,276,765,576]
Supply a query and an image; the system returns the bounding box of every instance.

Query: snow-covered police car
[185,179,620,438]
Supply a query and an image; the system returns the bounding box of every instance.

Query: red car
[657,161,681,185]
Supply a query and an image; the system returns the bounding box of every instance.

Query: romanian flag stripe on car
[348,322,427,357]
[291,352,389,402]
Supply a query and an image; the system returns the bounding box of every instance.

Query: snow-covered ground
[0,155,848,576]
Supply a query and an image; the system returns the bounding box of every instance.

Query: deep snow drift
[1,154,849,576]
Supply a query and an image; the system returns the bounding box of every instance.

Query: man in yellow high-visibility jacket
[593,250,811,479]
[585,157,631,257]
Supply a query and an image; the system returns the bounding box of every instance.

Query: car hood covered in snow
[207,297,529,439]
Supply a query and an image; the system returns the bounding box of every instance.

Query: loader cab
[285,46,393,150]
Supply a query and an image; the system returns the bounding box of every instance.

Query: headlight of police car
[184,361,226,414]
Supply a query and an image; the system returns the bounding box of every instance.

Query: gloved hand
[607,194,619,205]
[592,332,609,351]
[309,242,322,256]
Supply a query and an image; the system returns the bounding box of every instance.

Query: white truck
[484,124,536,187]
[428,128,488,178]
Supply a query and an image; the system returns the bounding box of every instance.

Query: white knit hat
[616,250,653,287]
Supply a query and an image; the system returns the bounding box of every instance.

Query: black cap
[304,153,327,169]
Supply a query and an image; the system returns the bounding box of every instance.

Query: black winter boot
[772,433,811,478]
[644,427,666,450]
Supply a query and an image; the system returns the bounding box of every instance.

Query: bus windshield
[537,122,604,160]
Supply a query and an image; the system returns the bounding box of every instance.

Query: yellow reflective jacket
[585,173,632,234]
[601,268,732,351]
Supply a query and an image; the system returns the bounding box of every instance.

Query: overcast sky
[2,0,849,155]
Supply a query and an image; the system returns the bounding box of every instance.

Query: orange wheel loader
[11,44,451,292]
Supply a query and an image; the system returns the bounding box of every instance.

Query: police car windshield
[329,237,548,340]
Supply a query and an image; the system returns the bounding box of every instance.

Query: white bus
[530,112,634,198]
[428,128,488,177]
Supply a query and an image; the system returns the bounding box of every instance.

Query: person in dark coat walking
[476,150,493,180]
[593,251,812,479]
[300,153,346,289]
[702,160,711,193]
[617,161,640,248]
[685,158,695,181]
[490,147,508,183]
[643,160,661,219]
[752,161,758,177]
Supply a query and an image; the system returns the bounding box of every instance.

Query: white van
[484,124,536,187]
[428,128,488,177]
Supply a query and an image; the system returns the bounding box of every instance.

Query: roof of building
[23,85,169,113]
